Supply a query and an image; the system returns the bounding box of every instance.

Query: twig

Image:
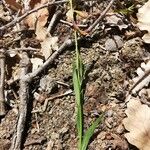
[10,52,31,150]
[22,37,73,82]
[86,0,115,33]
[7,47,40,52]
[0,0,68,31]
[0,49,6,116]
[60,19,88,28]
[47,11,62,34]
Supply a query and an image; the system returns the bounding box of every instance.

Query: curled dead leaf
[123,98,150,150]
[24,0,49,41]
[137,0,150,43]
[31,57,43,72]
[41,36,58,59]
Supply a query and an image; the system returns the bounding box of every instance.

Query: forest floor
[0,0,149,150]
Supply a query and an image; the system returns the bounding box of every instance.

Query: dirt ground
[0,0,150,150]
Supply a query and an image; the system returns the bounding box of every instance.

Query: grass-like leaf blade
[81,115,103,150]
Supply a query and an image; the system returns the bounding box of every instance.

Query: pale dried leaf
[41,36,58,59]
[137,0,150,43]
[105,14,128,30]
[131,61,150,94]
[74,10,88,18]
[31,57,43,72]
[66,9,74,22]
[24,0,49,29]
[123,98,150,150]
[35,24,48,41]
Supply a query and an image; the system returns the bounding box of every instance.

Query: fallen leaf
[31,57,43,71]
[24,0,49,40]
[41,36,58,59]
[137,0,150,43]
[35,24,48,41]
[5,0,22,12]
[66,9,74,22]
[24,2,48,29]
[123,98,150,150]
[74,10,88,18]
[105,14,128,30]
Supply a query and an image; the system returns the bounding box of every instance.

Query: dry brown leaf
[24,2,48,29]
[41,36,58,59]
[137,0,150,43]
[35,24,48,41]
[5,0,22,12]
[123,98,150,150]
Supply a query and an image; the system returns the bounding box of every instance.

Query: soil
[0,0,149,150]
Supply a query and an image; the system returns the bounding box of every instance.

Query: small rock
[51,132,59,139]
[105,38,117,52]
[106,110,113,117]
[39,76,58,94]
[105,36,123,52]
[114,35,124,49]
[116,124,125,134]
[105,118,113,129]
[97,131,106,140]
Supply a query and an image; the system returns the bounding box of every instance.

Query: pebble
[105,38,117,52]
[106,110,113,117]
[39,76,58,94]
[105,35,123,52]
[116,124,125,134]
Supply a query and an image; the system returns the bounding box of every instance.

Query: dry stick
[10,52,31,150]
[0,49,6,116]
[60,19,88,28]
[0,0,68,31]
[86,0,115,33]
[7,47,40,52]
[47,11,62,34]
[23,38,73,83]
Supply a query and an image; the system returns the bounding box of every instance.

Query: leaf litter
[0,0,150,149]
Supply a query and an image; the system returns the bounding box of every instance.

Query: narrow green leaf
[77,104,83,148]
[81,115,103,150]
[73,65,81,105]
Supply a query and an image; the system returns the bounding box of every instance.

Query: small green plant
[69,0,103,149]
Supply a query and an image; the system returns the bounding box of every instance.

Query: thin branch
[0,0,68,31]
[22,37,73,82]
[10,52,31,150]
[60,19,88,28]
[47,11,62,34]
[7,47,40,52]
[86,0,115,33]
[0,49,6,116]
